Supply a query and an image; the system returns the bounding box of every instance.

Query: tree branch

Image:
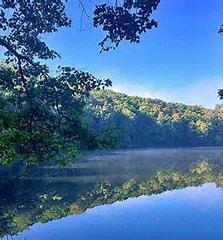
[0,36,49,79]
[78,0,91,24]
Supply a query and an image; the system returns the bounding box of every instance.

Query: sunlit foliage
[86,90,223,148]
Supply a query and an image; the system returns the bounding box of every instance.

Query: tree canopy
[86,90,223,148]
[93,0,160,51]
[0,0,160,62]
[0,0,161,166]
[0,63,111,166]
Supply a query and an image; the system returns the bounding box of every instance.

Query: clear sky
[45,0,223,108]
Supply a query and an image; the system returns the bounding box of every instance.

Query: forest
[0,0,223,167]
[1,62,223,167]
[86,90,223,148]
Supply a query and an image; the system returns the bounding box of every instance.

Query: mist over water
[1,147,223,240]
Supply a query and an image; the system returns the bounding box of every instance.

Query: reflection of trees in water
[1,161,223,238]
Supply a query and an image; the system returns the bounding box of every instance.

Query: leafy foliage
[0,0,222,167]
[0,0,162,166]
[93,0,160,51]
[86,90,223,148]
[0,0,70,61]
[218,89,223,100]
[0,63,111,166]
[0,0,161,60]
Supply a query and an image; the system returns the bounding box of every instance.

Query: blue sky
[40,0,223,108]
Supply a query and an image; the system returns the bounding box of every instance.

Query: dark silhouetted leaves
[93,0,160,51]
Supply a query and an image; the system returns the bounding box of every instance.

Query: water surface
[1,147,223,239]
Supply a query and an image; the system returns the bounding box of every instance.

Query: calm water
[1,147,223,240]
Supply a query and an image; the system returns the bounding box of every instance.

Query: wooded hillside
[86,90,223,148]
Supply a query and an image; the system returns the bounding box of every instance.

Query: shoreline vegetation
[1,70,223,168]
[0,0,222,169]
[85,90,223,148]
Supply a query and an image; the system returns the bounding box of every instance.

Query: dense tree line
[1,65,223,167]
[86,90,223,148]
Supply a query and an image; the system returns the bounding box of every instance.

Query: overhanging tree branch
[0,37,50,79]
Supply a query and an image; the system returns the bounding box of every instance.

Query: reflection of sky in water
[182,183,223,210]
[11,183,223,240]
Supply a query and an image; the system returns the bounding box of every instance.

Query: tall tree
[0,63,111,166]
